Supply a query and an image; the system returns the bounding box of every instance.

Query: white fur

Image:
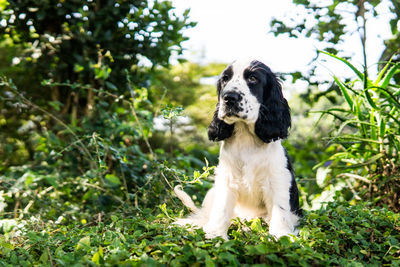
[175,60,300,240]
[175,123,299,239]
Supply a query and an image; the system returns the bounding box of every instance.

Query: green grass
[1,201,399,266]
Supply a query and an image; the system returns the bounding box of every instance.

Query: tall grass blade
[342,153,384,169]
[370,111,377,141]
[375,59,393,86]
[320,51,365,81]
[373,86,400,109]
[333,135,383,144]
[333,76,354,110]
[379,117,386,139]
[335,119,377,138]
[380,62,400,88]
[364,89,378,109]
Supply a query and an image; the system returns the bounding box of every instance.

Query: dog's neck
[223,121,265,150]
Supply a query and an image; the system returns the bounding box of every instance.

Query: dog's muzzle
[221,90,243,116]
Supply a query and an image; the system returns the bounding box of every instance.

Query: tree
[0,0,195,120]
[0,0,195,167]
[270,0,400,97]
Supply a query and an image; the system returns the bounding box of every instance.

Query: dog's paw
[269,225,297,241]
[174,218,198,228]
[203,224,229,240]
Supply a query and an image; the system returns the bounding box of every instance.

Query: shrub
[315,51,400,211]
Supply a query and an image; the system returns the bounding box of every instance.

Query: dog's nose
[222,91,241,105]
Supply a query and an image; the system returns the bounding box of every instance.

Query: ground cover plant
[1,201,399,266]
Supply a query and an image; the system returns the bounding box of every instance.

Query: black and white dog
[175,59,302,240]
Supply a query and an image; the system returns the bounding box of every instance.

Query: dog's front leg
[267,174,297,238]
[203,176,236,240]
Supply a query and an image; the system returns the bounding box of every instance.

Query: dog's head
[208,59,291,143]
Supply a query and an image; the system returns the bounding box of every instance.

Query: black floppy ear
[208,78,234,141]
[255,72,291,143]
[208,102,234,141]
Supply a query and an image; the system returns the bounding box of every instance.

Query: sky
[171,0,395,87]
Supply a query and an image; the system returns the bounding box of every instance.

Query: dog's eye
[222,74,230,82]
[248,75,258,83]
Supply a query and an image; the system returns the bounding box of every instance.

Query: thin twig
[345,179,362,200]
[337,173,371,183]
[161,171,173,190]
[47,247,54,267]
[120,162,131,205]
[125,72,155,159]
[91,132,106,187]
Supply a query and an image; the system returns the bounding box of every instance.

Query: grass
[1,201,399,266]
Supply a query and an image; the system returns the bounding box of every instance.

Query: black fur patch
[208,103,234,141]
[285,150,303,217]
[252,61,291,143]
[207,65,236,141]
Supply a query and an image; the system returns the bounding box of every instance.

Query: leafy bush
[315,52,400,211]
[0,0,195,171]
[0,0,203,221]
[1,201,399,266]
[0,76,212,222]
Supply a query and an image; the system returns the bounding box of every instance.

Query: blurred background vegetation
[0,0,399,237]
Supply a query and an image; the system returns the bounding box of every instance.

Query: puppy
[175,59,302,240]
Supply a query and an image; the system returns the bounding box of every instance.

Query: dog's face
[208,59,291,143]
[217,59,267,124]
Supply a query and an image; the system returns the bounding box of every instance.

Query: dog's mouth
[220,108,248,124]
[218,100,250,123]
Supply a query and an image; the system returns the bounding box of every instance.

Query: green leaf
[335,119,377,137]
[92,246,104,265]
[370,110,377,141]
[105,174,121,186]
[320,51,365,81]
[159,203,172,219]
[364,89,378,110]
[316,167,330,187]
[73,64,84,73]
[250,218,263,232]
[0,240,14,251]
[379,117,386,138]
[76,236,91,251]
[380,62,400,89]
[39,249,49,263]
[345,153,384,168]
[333,76,354,110]
[375,58,393,86]
[374,86,400,109]
[105,81,118,91]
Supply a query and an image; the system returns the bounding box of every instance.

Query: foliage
[0,201,399,266]
[0,74,218,223]
[0,0,195,171]
[1,0,195,87]
[270,0,400,100]
[0,0,202,220]
[149,61,226,125]
[284,94,336,208]
[315,51,400,211]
